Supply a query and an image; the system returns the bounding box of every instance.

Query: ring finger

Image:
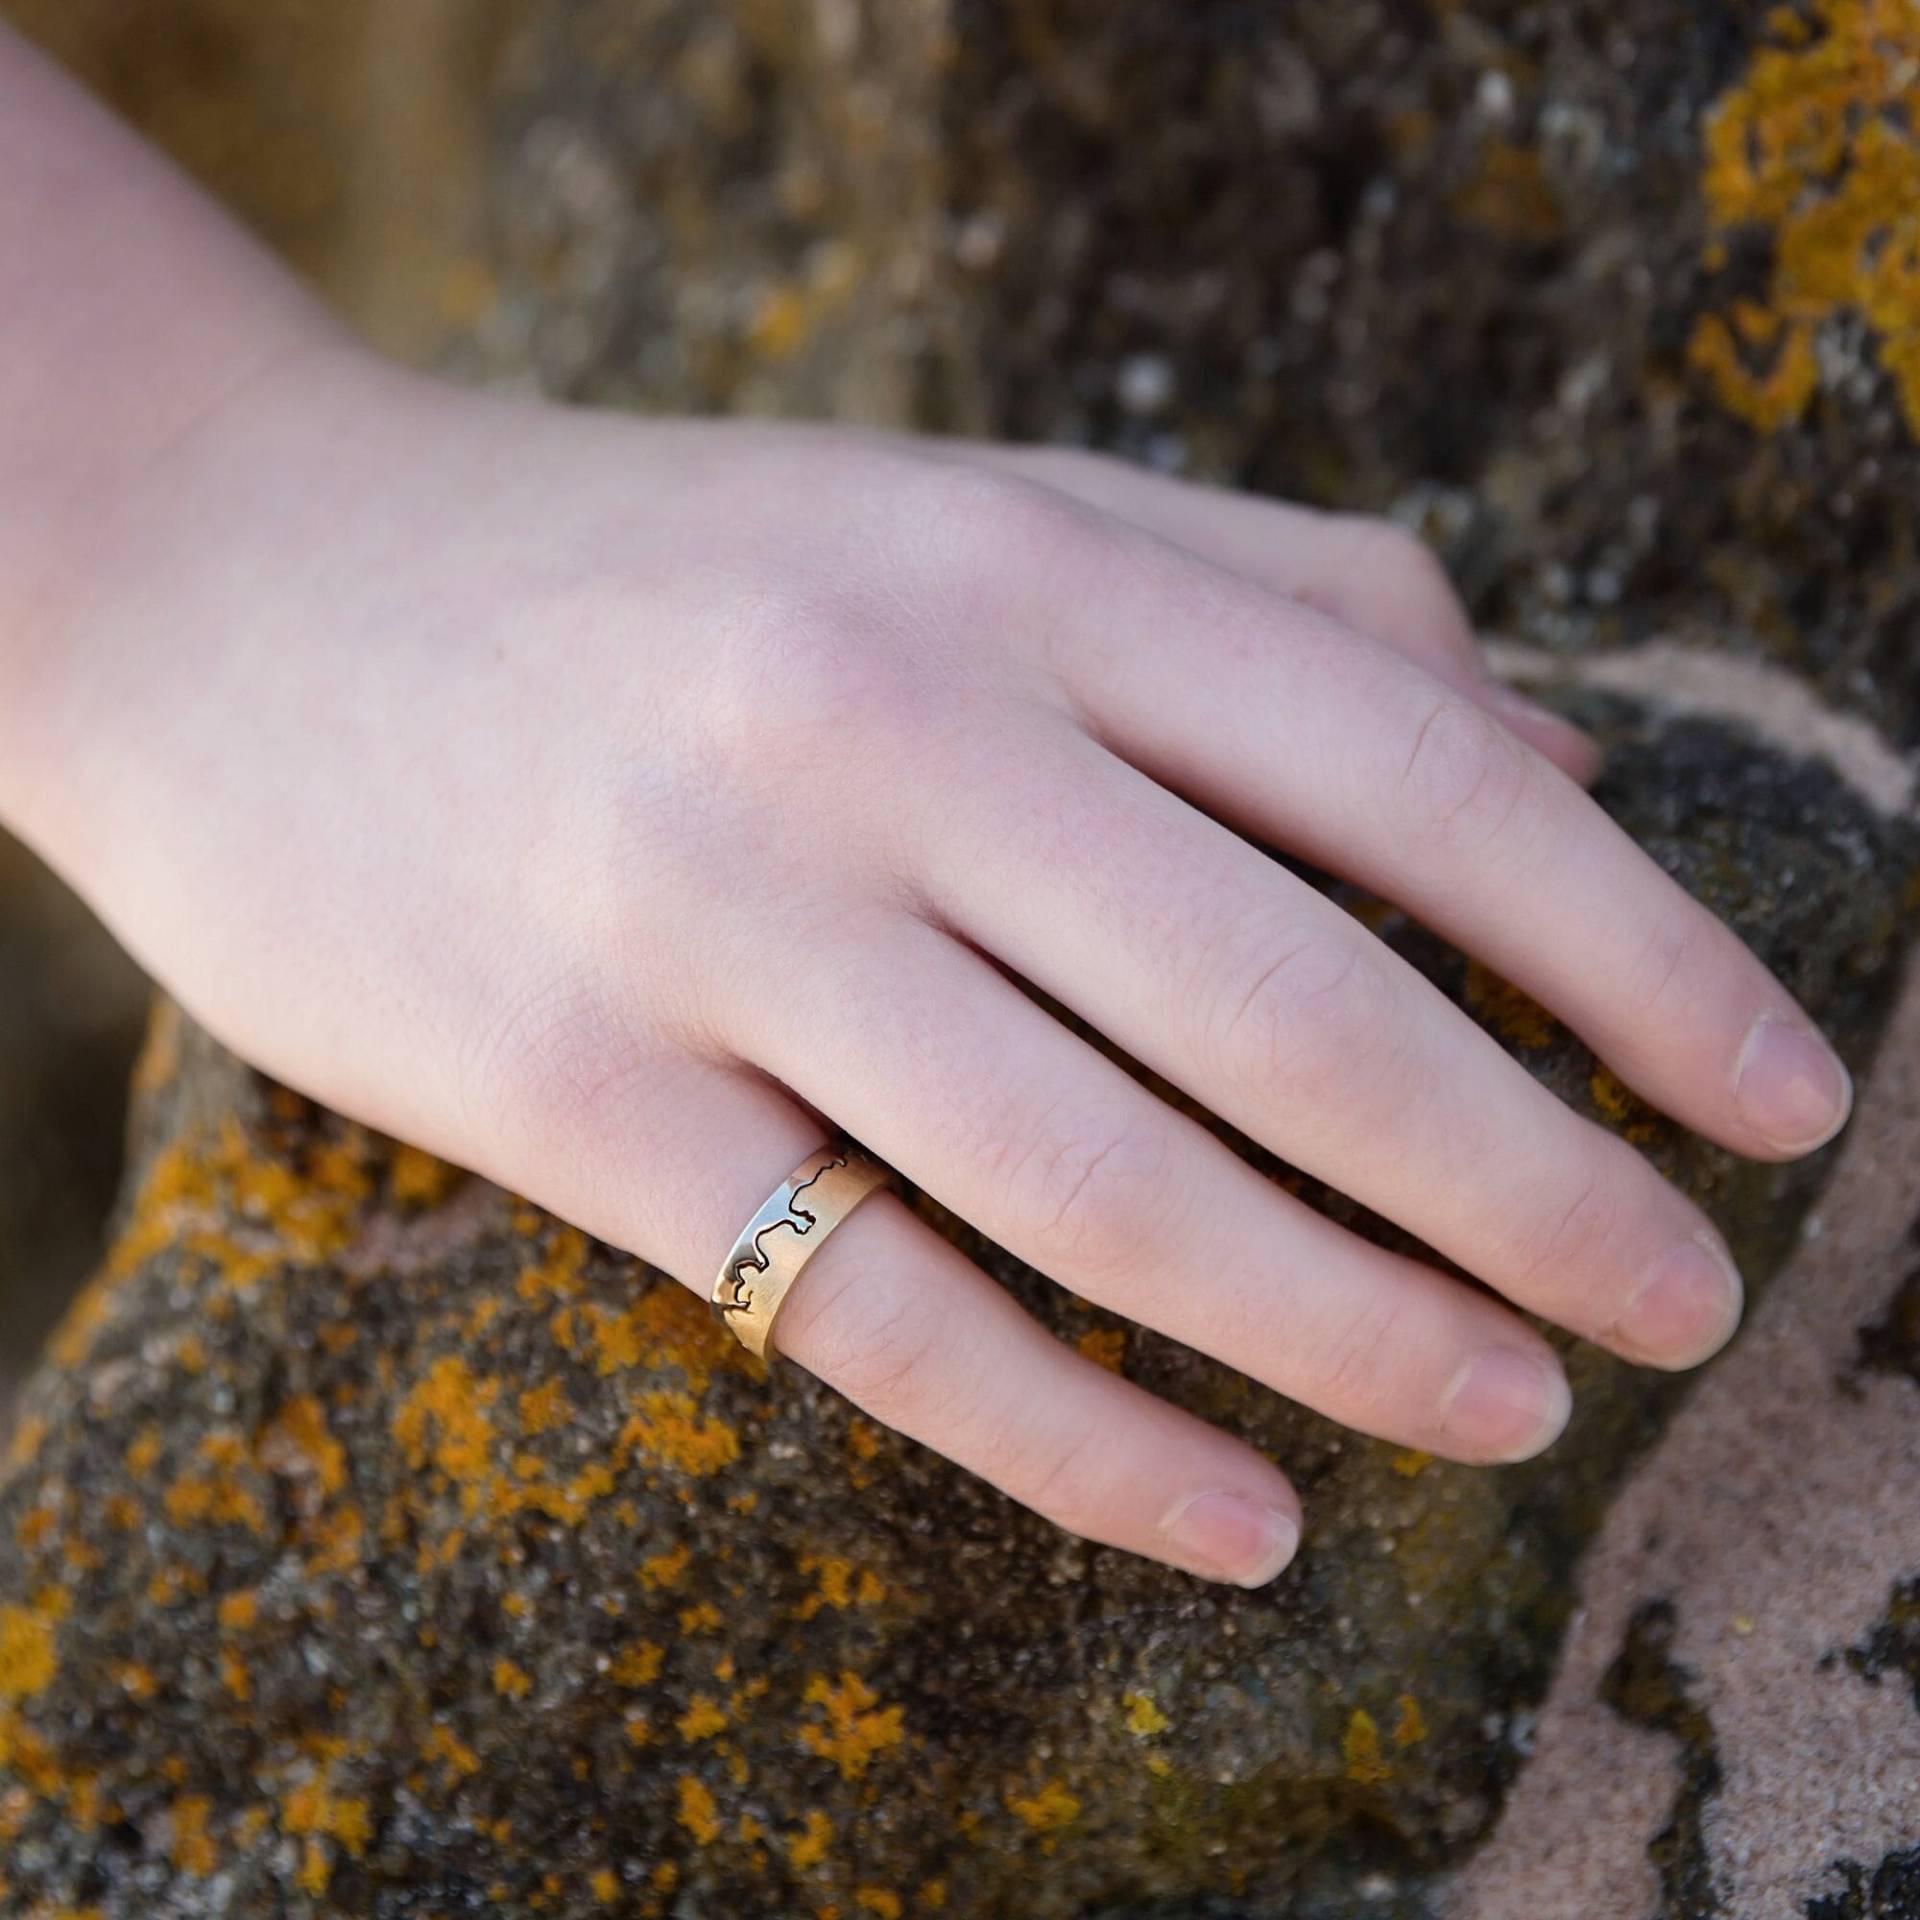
[479,1047,1306,1585]
[722,912,1573,1464]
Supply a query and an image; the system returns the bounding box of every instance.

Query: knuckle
[1621,911,1704,1025]
[1215,926,1394,1106]
[704,587,915,767]
[995,1109,1171,1281]
[893,464,1110,607]
[1309,1293,1412,1420]
[1505,1163,1620,1300]
[1005,1425,1107,1537]
[1395,695,1532,850]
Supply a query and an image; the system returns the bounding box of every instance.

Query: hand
[21,343,1851,1587]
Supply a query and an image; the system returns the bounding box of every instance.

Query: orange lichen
[0,1710,60,1797]
[918,1883,948,1911]
[1464,962,1559,1051]
[1589,1065,1662,1144]
[787,1809,834,1870]
[617,1393,740,1479]
[679,1601,724,1635]
[1391,1448,1434,1479]
[259,1394,347,1497]
[123,1428,163,1482]
[493,1659,534,1700]
[220,1651,251,1703]
[303,1503,365,1575]
[74,1116,383,1366]
[392,1356,498,1483]
[3,1415,46,1476]
[676,1695,728,1742]
[856,1892,903,1919]
[422,1724,480,1782]
[517,1379,573,1437]
[611,1640,665,1687]
[590,1868,620,1903]
[1342,1708,1393,1785]
[113,1664,158,1702]
[297,1838,331,1895]
[1688,303,1821,432]
[0,1592,62,1702]
[676,1774,722,1845]
[792,1555,887,1619]
[1005,1779,1081,1833]
[582,1301,648,1374]
[162,1430,267,1535]
[517,1227,588,1304]
[1121,1691,1168,1738]
[1693,0,1920,434]
[1075,1327,1127,1372]
[389,1144,460,1208]
[217,1591,259,1632]
[170,1795,218,1875]
[1393,1692,1429,1747]
[799,1672,905,1780]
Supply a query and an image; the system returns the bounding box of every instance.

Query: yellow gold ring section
[709,1145,890,1363]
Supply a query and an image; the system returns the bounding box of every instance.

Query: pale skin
[0,27,1854,1587]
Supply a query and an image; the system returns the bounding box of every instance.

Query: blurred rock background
[0,841,144,1425]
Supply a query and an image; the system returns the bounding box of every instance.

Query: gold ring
[710,1144,890,1363]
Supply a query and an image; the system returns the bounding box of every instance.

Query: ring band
[710,1144,890,1363]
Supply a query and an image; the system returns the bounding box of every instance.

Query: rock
[0,700,1909,1920]
[3,2,1920,1916]
[1445,951,1920,1920]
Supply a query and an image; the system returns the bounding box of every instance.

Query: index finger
[1021,503,1851,1161]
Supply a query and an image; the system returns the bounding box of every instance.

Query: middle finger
[912,717,1744,1371]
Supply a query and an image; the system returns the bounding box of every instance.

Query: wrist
[0,321,381,874]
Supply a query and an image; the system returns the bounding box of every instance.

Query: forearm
[0,22,342,835]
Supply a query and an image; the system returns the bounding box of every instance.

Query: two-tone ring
[708,1145,890,1363]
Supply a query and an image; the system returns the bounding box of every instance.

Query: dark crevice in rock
[1843,1576,1920,1716]
[1853,1217,1920,1389]
[1601,1599,1725,1920]
[1807,1846,1920,1920]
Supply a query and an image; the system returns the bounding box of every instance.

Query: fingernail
[1617,1233,1744,1366]
[1735,1014,1853,1153]
[1161,1491,1300,1587]
[1439,1346,1572,1461]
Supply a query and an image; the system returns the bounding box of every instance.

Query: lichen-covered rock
[4,1,1920,1915]
[0,701,1909,1920]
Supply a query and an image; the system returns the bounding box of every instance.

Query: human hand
[16,344,1852,1586]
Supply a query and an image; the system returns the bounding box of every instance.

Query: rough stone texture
[3,2,1920,1916]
